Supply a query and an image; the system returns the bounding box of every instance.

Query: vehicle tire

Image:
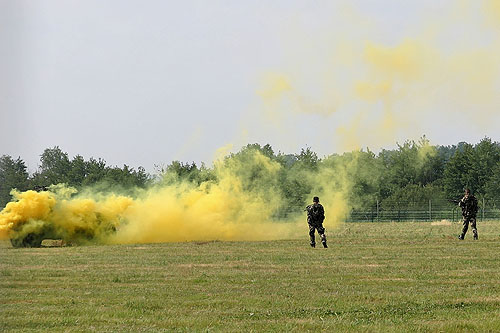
[10,233,44,248]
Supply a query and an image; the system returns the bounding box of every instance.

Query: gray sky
[1,1,500,173]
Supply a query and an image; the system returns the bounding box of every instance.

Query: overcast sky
[1,1,500,173]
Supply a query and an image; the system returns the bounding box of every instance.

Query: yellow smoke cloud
[257,73,338,117]
[484,0,500,27]
[255,1,500,151]
[363,40,428,81]
[354,81,392,102]
[257,73,292,100]
[0,190,56,239]
[0,149,349,245]
[0,188,135,244]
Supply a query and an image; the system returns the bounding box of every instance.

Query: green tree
[222,144,280,193]
[442,143,475,198]
[33,146,71,186]
[378,138,444,200]
[133,166,151,187]
[68,155,87,187]
[296,147,319,170]
[82,157,108,186]
[381,184,446,210]
[485,162,500,200]
[274,147,321,214]
[0,155,30,208]
[470,137,500,197]
[104,165,150,188]
[159,161,215,186]
[344,150,382,210]
[443,138,500,198]
[416,137,445,186]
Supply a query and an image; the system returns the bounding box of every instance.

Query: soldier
[306,196,327,248]
[458,188,479,240]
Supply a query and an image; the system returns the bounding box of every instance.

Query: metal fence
[346,199,500,222]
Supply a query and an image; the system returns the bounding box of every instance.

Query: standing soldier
[458,188,479,240]
[306,196,328,248]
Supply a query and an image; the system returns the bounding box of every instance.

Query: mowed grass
[1,221,500,332]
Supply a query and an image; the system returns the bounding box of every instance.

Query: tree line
[2,137,500,212]
[0,147,150,208]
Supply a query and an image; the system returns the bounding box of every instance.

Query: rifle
[448,198,460,205]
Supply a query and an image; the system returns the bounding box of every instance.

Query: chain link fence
[347,199,500,222]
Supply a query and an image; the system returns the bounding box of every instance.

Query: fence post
[429,199,432,221]
[482,197,485,221]
[376,199,379,222]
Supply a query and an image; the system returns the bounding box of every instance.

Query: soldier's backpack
[308,204,324,223]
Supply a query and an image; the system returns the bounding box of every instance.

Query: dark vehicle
[8,186,120,248]
[8,186,59,248]
[10,225,59,248]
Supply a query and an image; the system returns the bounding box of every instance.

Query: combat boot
[458,235,464,240]
[322,241,328,248]
[310,243,315,248]
[473,234,478,240]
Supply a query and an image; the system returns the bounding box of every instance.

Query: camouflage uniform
[458,194,478,240]
[306,203,327,247]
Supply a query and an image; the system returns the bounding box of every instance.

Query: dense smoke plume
[0,149,353,244]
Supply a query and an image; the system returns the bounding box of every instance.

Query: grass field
[1,221,500,332]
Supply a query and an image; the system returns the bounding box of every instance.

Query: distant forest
[2,137,500,211]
